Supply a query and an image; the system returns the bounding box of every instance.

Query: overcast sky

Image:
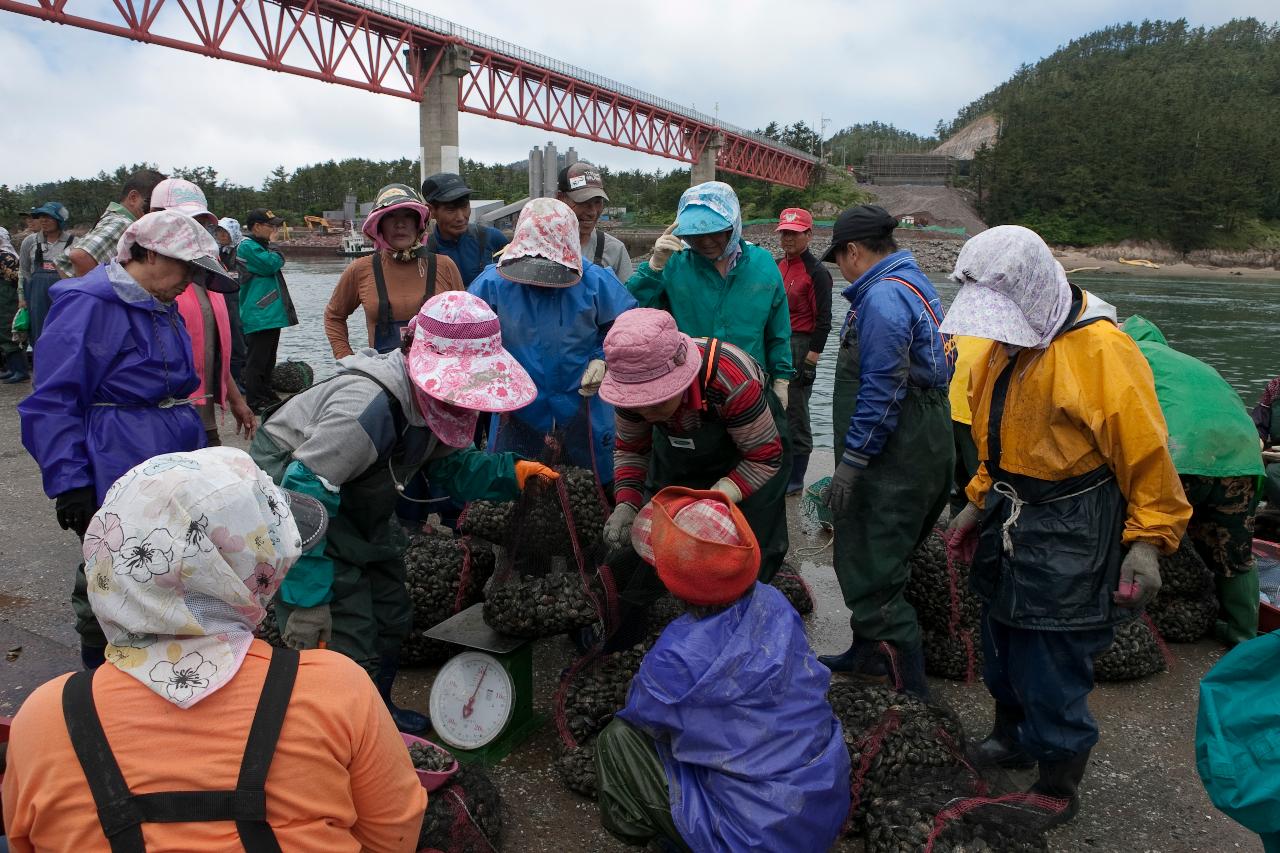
[1,0,1273,190]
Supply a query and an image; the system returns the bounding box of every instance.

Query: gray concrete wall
[419,45,472,183]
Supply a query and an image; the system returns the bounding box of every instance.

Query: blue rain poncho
[617,583,850,852]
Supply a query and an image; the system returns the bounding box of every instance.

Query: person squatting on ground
[594,487,850,853]
[1122,315,1264,645]
[420,172,510,286]
[237,208,298,413]
[325,183,464,359]
[774,207,833,495]
[151,178,256,447]
[19,210,239,670]
[818,204,954,701]
[18,201,73,350]
[57,168,166,278]
[0,227,26,383]
[555,161,634,281]
[942,225,1192,826]
[599,308,790,586]
[627,181,794,405]
[249,291,558,732]
[1,447,429,852]
[469,197,636,484]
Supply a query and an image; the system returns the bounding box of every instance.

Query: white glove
[772,379,789,410]
[649,222,683,272]
[603,503,639,548]
[711,477,743,504]
[1116,541,1162,608]
[579,359,607,397]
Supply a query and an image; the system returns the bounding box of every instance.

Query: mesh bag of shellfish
[254,601,287,649]
[416,764,504,853]
[771,570,815,615]
[402,534,497,667]
[1146,537,1218,643]
[1093,614,1173,682]
[904,528,982,682]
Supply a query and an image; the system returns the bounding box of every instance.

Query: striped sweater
[614,340,784,508]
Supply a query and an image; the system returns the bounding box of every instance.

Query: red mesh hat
[631,487,760,606]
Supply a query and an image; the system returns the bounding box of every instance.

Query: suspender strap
[372,252,393,347]
[63,669,148,853]
[592,230,606,266]
[232,646,299,852]
[882,276,942,327]
[424,250,437,303]
[472,224,488,263]
[698,338,723,401]
[62,648,300,853]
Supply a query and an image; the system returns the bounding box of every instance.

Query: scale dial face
[429,650,515,750]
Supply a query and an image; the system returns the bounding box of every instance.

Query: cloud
[1,0,1274,188]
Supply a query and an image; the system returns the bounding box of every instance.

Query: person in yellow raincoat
[947,334,986,515]
[942,226,1191,826]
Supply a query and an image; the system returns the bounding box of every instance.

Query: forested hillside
[943,18,1280,250]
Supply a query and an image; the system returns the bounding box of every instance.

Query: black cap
[420,173,473,205]
[820,204,897,263]
[246,208,284,227]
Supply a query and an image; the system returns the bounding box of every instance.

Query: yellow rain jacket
[965,292,1190,554]
[948,335,987,426]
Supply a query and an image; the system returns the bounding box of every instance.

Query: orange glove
[515,461,560,490]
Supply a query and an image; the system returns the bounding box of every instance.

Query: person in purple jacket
[19,210,238,670]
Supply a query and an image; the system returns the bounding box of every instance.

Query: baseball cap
[116,210,239,293]
[30,202,69,226]
[150,179,215,222]
[420,173,473,205]
[246,208,284,227]
[820,204,898,262]
[557,162,609,203]
[776,208,813,233]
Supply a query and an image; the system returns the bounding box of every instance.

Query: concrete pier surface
[0,381,1258,852]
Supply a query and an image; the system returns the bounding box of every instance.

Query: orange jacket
[965,292,1190,553]
[2,641,426,852]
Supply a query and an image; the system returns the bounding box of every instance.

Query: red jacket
[777,248,833,347]
[176,284,232,408]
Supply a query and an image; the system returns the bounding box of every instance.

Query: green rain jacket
[236,237,298,334]
[626,242,794,381]
[1123,315,1264,479]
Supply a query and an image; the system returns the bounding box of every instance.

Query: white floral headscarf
[84,447,304,708]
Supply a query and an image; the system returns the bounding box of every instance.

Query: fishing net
[402,534,496,667]
[416,764,504,853]
[801,476,834,530]
[270,360,314,394]
[905,528,981,682]
[1093,614,1172,682]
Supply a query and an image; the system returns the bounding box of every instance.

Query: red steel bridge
[0,0,818,187]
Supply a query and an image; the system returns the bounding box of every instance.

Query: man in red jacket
[776,208,833,494]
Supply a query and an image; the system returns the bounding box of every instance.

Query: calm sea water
[278,258,1280,449]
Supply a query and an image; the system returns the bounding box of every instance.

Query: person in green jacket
[627,182,794,402]
[251,291,556,732]
[237,208,298,412]
[1123,315,1264,645]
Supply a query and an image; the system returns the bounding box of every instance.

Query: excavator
[303,215,342,234]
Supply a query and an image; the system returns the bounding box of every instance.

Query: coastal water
[278,258,1280,450]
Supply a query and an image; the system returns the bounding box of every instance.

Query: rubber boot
[1214,571,1260,647]
[969,703,1036,769]
[1030,750,1091,827]
[892,643,931,702]
[2,350,29,384]
[786,454,810,497]
[81,644,106,670]
[818,637,888,678]
[375,654,430,733]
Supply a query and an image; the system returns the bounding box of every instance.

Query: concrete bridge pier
[690,131,724,185]
[419,44,473,183]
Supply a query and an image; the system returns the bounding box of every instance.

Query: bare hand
[230,397,257,440]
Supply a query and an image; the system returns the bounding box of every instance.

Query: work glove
[822,462,862,513]
[579,359,607,397]
[1114,541,1162,608]
[944,502,981,564]
[515,461,561,490]
[793,361,818,389]
[603,503,638,548]
[711,477,744,504]
[282,604,332,650]
[649,223,683,272]
[772,379,790,410]
[55,486,97,538]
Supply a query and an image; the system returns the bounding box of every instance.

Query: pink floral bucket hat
[407,291,537,422]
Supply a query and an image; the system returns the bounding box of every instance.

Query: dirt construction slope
[864,185,988,236]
